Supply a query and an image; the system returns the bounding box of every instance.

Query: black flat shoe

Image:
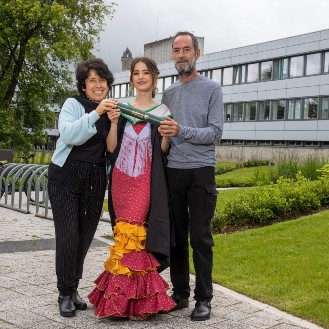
[191,300,211,321]
[73,290,87,310]
[58,294,76,317]
[169,294,189,312]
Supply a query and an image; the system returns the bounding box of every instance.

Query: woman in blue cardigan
[48,58,116,318]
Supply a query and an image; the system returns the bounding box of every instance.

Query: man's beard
[175,56,196,76]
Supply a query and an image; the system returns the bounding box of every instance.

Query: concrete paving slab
[0,205,324,329]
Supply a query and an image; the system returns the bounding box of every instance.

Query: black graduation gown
[106,116,174,272]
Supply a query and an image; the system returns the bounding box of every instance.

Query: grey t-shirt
[162,75,224,169]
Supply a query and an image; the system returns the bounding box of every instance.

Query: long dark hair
[130,57,159,98]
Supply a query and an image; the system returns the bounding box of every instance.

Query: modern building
[144,36,204,65]
[111,29,329,161]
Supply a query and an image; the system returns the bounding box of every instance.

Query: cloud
[94,0,329,73]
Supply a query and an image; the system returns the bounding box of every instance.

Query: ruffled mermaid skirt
[88,220,175,318]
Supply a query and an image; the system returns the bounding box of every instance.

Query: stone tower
[121,47,133,71]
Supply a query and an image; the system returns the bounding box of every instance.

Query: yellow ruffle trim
[104,221,147,276]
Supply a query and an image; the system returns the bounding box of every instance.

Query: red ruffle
[88,270,175,318]
[121,250,160,271]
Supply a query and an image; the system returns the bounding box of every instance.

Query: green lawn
[190,210,329,328]
[104,169,329,327]
[216,187,249,210]
[219,165,275,180]
[103,199,108,213]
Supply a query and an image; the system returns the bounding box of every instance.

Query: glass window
[324,52,329,73]
[273,58,288,79]
[224,104,232,121]
[287,99,301,120]
[272,100,285,120]
[232,65,246,84]
[128,84,134,97]
[120,84,127,98]
[245,102,256,121]
[321,97,329,119]
[259,101,270,120]
[260,61,273,81]
[222,67,233,85]
[157,78,163,94]
[289,56,304,77]
[114,85,120,98]
[241,65,246,83]
[110,86,114,98]
[306,53,321,75]
[304,97,318,119]
[233,103,243,121]
[164,76,172,89]
[211,69,221,83]
[233,66,241,84]
[247,63,259,83]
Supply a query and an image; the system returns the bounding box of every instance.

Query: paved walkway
[0,203,324,329]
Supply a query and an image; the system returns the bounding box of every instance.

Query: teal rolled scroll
[116,102,163,126]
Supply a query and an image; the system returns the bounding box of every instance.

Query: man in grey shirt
[158,31,224,321]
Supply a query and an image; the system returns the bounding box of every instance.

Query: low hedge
[215,175,256,188]
[212,171,329,232]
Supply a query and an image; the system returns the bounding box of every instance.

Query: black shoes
[58,294,76,317]
[169,293,189,312]
[191,300,211,321]
[73,290,87,310]
[58,291,87,317]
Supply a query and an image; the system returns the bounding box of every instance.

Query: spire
[121,47,133,71]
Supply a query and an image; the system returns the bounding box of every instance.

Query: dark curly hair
[130,57,159,98]
[76,58,114,95]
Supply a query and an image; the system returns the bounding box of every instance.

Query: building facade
[144,36,204,65]
[111,29,329,160]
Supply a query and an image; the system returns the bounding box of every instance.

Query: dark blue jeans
[167,166,217,302]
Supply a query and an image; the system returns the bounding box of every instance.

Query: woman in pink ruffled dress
[88,57,176,319]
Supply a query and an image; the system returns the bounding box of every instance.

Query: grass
[218,165,274,180]
[215,161,239,170]
[190,210,329,328]
[103,199,108,212]
[216,187,249,210]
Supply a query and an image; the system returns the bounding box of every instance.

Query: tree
[0,0,116,150]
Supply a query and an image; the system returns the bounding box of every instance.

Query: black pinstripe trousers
[48,160,106,295]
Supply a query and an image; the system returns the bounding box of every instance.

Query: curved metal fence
[0,163,50,216]
[1,163,109,222]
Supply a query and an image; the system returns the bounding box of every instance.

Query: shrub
[317,163,329,179]
[275,156,326,181]
[212,172,329,232]
[242,159,274,167]
[215,176,256,188]
[13,151,52,165]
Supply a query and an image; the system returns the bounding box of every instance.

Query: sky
[94,0,329,73]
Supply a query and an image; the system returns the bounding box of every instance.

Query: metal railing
[0,163,50,215]
[1,163,110,222]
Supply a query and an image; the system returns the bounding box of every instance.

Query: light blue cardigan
[51,98,101,167]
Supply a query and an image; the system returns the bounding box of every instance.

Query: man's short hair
[172,31,199,51]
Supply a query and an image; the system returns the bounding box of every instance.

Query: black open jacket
[106,116,174,272]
